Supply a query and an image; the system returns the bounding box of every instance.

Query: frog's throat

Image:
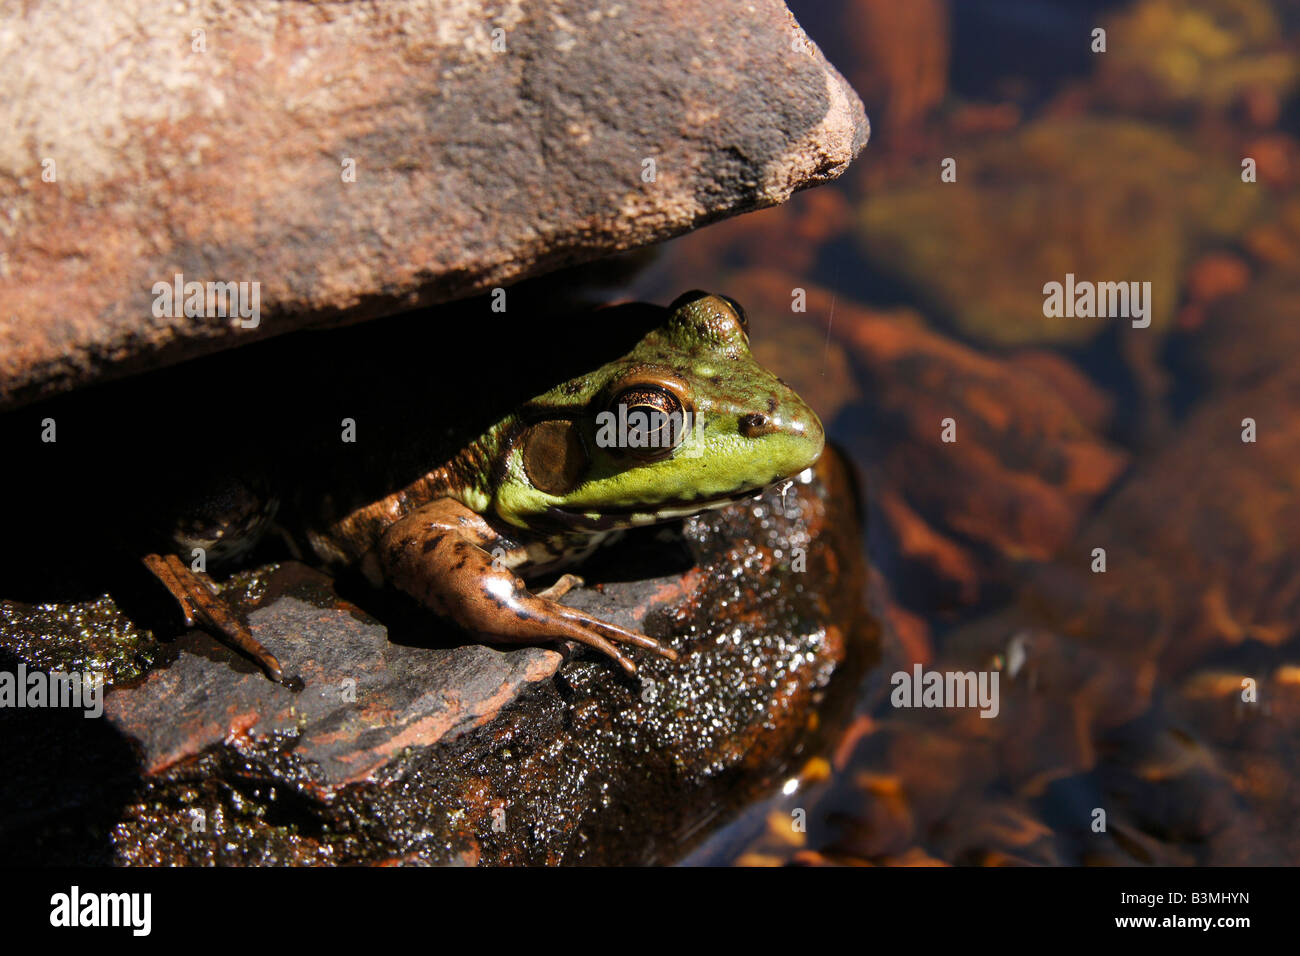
[535,484,764,533]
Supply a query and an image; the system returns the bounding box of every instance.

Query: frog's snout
[789,405,826,465]
[802,408,826,455]
[738,394,825,477]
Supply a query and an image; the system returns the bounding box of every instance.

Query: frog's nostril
[739,412,779,438]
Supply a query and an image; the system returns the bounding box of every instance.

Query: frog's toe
[547,617,640,675]
[555,605,678,662]
[535,573,584,601]
[144,552,301,688]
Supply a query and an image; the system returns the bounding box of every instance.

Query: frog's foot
[523,588,677,675]
[142,553,304,691]
[380,500,676,675]
[536,573,583,601]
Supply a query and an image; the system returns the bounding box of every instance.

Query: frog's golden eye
[716,294,749,337]
[608,385,687,461]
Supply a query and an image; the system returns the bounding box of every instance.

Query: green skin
[481,292,823,532]
[158,292,825,682]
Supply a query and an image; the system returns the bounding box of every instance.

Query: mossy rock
[857,117,1260,346]
[1100,0,1299,111]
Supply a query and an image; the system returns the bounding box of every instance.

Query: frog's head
[492,291,825,532]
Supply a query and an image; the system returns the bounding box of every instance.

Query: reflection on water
[620,0,1300,865]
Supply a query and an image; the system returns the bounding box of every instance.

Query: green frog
[143,291,824,686]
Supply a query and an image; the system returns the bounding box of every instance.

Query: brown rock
[1006,350,1116,435]
[1027,365,1300,677]
[876,487,980,607]
[0,0,868,410]
[103,572,567,788]
[1190,270,1300,396]
[1186,252,1252,305]
[726,272,1129,603]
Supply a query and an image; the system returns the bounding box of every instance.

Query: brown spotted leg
[379,499,676,675]
[142,553,302,690]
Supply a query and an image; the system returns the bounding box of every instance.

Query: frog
[141,291,824,687]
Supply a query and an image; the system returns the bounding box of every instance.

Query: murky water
[620,0,1300,865]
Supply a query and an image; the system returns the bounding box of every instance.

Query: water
[622,0,1300,865]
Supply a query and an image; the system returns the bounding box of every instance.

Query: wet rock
[1028,275,1300,684]
[1176,251,1252,330]
[1168,665,1300,863]
[1187,270,1300,390]
[1,448,877,865]
[105,573,565,787]
[793,264,1300,869]
[1005,350,1117,435]
[0,0,868,410]
[746,604,1291,866]
[855,117,1258,347]
[0,594,164,686]
[1026,364,1300,678]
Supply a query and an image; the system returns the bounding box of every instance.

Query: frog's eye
[668,289,711,313]
[608,385,687,461]
[716,294,749,338]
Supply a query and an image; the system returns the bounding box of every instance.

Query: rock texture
[0,0,868,410]
[1028,307,1300,680]
[105,583,565,787]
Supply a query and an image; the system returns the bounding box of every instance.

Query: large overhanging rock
[0,0,868,409]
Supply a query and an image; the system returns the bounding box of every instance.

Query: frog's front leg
[142,553,303,690]
[378,498,677,675]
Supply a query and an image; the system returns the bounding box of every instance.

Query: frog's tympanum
[144,292,824,686]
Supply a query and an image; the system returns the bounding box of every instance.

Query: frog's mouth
[543,486,765,531]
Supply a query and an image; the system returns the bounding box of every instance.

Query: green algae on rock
[0,596,161,686]
[856,118,1259,346]
[0,565,283,688]
[1097,0,1299,115]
